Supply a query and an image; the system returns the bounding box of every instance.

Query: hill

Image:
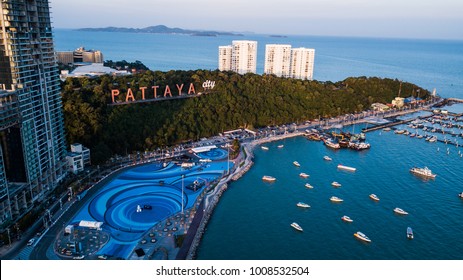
[61,70,431,163]
[76,25,242,36]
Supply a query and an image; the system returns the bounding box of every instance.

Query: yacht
[305,183,314,189]
[261,146,269,150]
[297,202,310,208]
[291,222,303,232]
[331,181,342,187]
[293,161,301,167]
[354,231,371,242]
[369,194,380,201]
[407,227,414,239]
[330,196,343,202]
[324,139,341,149]
[337,164,356,172]
[262,175,276,182]
[410,166,436,179]
[323,155,333,161]
[394,207,409,215]
[341,215,353,222]
[299,173,309,178]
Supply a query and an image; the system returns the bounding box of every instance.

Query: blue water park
[59,146,232,259]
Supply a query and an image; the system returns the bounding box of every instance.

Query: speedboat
[323,155,332,161]
[330,196,343,202]
[277,144,284,148]
[262,175,276,182]
[407,227,414,239]
[331,181,342,187]
[369,194,380,201]
[299,173,309,178]
[410,166,436,179]
[394,207,409,215]
[261,146,269,150]
[291,222,303,232]
[337,164,356,172]
[293,161,301,167]
[297,202,310,208]
[354,231,371,242]
[305,183,314,189]
[341,215,353,222]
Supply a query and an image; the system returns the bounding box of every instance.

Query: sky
[50,0,463,40]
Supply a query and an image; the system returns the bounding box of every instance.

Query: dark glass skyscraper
[0,0,66,228]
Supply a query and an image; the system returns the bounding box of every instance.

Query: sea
[53,30,463,260]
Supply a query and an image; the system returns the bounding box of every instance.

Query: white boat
[410,166,436,179]
[291,222,303,232]
[341,215,353,222]
[394,207,409,215]
[383,127,391,132]
[330,196,343,202]
[354,231,371,242]
[297,202,310,208]
[323,155,332,161]
[395,129,405,134]
[305,183,314,189]
[262,175,276,182]
[337,164,356,172]
[331,181,342,187]
[459,192,463,198]
[261,146,269,150]
[277,144,284,148]
[407,227,414,239]
[293,161,301,167]
[324,139,341,149]
[299,173,309,178]
[369,194,380,201]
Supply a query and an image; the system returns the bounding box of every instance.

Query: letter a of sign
[126,88,135,102]
[188,83,196,95]
[164,85,172,97]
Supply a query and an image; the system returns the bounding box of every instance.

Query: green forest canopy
[61,70,430,163]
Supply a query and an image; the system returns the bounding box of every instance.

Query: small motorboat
[407,227,414,239]
[262,175,276,182]
[296,202,310,208]
[277,145,284,148]
[299,173,309,178]
[341,215,353,222]
[354,231,371,242]
[459,192,463,198]
[323,155,332,161]
[261,146,269,150]
[293,161,301,167]
[291,222,303,232]
[330,196,343,202]
[305,183,313,189]
[369,194,380,201]
[394,207,409,215]
[331,181,341,187]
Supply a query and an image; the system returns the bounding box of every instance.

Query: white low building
[66,143,91,174]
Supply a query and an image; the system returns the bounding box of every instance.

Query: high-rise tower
[0,0,67,226]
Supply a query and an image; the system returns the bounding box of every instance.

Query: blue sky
[50,0,463,40]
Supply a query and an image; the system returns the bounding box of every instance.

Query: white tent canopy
[78,220,103,230]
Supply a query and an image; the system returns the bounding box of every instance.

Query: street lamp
[181,175,184,215]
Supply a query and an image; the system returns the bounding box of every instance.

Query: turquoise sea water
[197,127,463,260]
[53,31,463,259]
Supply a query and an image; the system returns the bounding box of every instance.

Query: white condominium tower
[218,40,257,74]
[290,48,315,80]
[264,44,292,78]
[218,45,232,71]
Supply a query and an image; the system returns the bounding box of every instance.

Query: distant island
[76,25,243,37]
